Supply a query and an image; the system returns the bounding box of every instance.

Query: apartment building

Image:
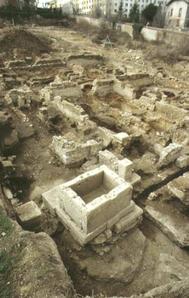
[72,0,167,17]
[72,0,106,14]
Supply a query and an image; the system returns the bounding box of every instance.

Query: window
[170,8,173,16]
[178,7,182,17]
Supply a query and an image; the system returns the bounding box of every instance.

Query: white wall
[76,16,134,37]
[0,0,6,7]
[111,0,167,17]
[141,27,159,41]
[72,0,167,17]
[141,25,189,44]
[165,0,188,28]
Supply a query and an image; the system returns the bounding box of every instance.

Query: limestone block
[84,140,102,156]
[77,119,97,134]
[6,60,27,68]
[113,132,130,145]
[5,86,33,108]
[51,136,88,165]
[52,136,101,166]
[98,127,115,147]
[168,183,185,201]
[91,229,112,245]
[176,155,189,168]
[42,166,139,245]
[145,205,189,247]
[16,201,42,227]
[182,116,189,128]
[118,158,133,180]
[156,101,187,122]
[114,204,143,234]
[86,182,133,233]
[167,173,189,205]
[130,173,141,186]
[114,80,136,99]
[34,58,63,66]
[91,79,115,97]
[158,143,182,167]
[99,150,118,172]
[54,99,87,123]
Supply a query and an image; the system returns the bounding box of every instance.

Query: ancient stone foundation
[43,165,143,245]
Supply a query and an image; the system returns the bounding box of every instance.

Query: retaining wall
[76,16,189,45]
[76,16,134,38]
[141,26,189,45]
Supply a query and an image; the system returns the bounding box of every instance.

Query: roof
[166,0,189,6]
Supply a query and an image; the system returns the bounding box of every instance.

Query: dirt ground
[0,25,189,297]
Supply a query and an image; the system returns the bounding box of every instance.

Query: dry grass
[72,19,131,46]
[0,28,51,58]
[145,39,189,63]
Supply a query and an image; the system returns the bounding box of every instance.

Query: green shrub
[0,250,12,298]
[132,22,143,39]
[0,5,64,22]
[0,209,13,236]
[36,7,63,19]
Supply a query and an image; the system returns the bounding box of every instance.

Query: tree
[71,1,79,15]
[92,4,103,18]
[129,2,140,23]
[142,3,158,24]
[153,4,165,27]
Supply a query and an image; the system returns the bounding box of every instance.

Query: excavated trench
[1,27,189,297]
[137,165,189,203]
[52,165,189,297]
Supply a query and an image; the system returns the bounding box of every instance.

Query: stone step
[145,204,189,247]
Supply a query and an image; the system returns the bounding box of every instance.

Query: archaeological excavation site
[1,21,189,298]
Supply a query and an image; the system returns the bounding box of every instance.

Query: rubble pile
[0,29,51,58]
[0,26,189,298]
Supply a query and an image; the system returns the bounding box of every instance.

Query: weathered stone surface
[5,85,33,108]
[15,232,75,298]
[118,158,133,180]
[91,78,115,97]
[168,173,189,205]
[51,136,102,166]
[130,278,189,298]
[75,229,146,283]
[176,155,189,168]
[97,126,115,147]
[40,82,83,103]
[156,101,187,122]
[34,58,63,66]
[99,150,118,172]
[4,129,19,150]
[16,201,42,228]
[155,253,189,286]
[158,143,182,168]
[43,165,143,245]
[113,74,152,100]
[113,131,130,145]
[6,60,27,68]
[145,205,189,247]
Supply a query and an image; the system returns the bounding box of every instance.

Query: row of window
[169,7,182,17]
[76,0,164,11]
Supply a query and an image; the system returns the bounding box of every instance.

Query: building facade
[71,0,167,17]
[0,0,6,6]
[165,0,189,28]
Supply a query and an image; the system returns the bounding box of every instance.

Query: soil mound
[0,29,51,57]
